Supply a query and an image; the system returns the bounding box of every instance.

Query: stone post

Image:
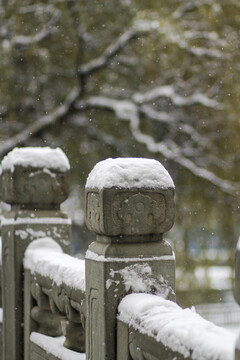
[0,147,71,360]
[85,158,176,360]
[235,237,240,360]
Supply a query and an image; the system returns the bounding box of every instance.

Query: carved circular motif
[135,201,144,212]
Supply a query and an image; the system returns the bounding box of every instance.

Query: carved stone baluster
[30,280,62,337]
[60,288,85,352]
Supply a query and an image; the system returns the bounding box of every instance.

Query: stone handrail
[23,238,86,358]
[0,149,238,360]
[117,293,236,360]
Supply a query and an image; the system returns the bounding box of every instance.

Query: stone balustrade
[0,148,238,360]
[117,293,236,360]
[24,238,86,358]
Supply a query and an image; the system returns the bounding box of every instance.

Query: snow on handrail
[118,293,237,360]
[24,237,85,292]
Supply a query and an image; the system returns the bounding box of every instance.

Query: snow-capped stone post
[0,147,71,360]
[85,158,176,360]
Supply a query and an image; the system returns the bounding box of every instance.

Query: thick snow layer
[1,147,70,172]
[86,158,174,190]
[30,333,85,360]
[24,238,85,291]
[118,293,236,360]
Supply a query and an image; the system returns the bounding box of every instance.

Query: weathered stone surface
[24,270,38,360]
[2,211,71,360]
[1,166,69,209]
[85,158,176,360]
[117,319,187,360]
[61,319,85,353]
[30,340,62,360]
[31,307,62,337]
[26,272,86,358]
[86,241,175,360]
[235,238,240,305]
[85,187,175,236]
[126,324,188,360]
[1,147,71,360]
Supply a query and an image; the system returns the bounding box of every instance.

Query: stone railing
[117,293,236,360]
[0,148,238,360]
[24,238,85,359]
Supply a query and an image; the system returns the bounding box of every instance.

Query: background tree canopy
[1,0,240,305]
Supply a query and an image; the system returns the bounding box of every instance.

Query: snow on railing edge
[24,238,85,292]
[118,293,237,360]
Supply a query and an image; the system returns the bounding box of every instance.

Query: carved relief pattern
[89,288,99,360]
[86,192,101,232]
[112,193,166,233]
[1,167,68,205]
[30,277,86,353]
[23,171,60,196]
[129,333,159,360]
[20,169,65,204]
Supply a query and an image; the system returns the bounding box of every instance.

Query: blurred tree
[1,0,240,301]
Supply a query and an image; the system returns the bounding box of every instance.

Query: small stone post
[0,147,71,360]
[85,158,176,360]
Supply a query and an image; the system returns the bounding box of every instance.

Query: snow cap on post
[85,158,175,236]
[1,147,70,208]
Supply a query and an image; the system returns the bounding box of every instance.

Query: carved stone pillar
[85,158,176,360]
[0,147,71,360]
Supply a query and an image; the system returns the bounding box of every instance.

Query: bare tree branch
[75,95,239,195]
[78,20,157,76]
[1,14,59,49]
[1,87,238,194]
[12,29,54,46]
[133,85,223,109]
[172,0,215,20]
[69,117,126,153]
[75,92,217,151]
[156,18,227,60]
[79,29,137,76]
[0,87,79,157]
[139,105,174,123]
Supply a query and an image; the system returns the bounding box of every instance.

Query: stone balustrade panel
[23,238,86,358]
